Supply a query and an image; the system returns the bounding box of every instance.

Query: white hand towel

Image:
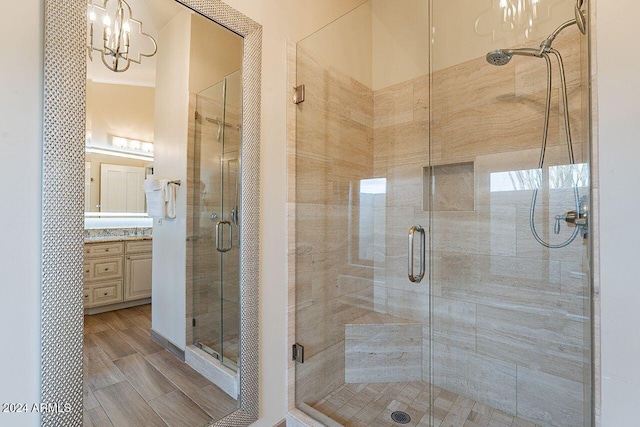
[143,177,162,192]
[143,178,165,218]
[165,181,178,219]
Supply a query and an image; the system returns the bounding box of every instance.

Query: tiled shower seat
[345,312,423,383]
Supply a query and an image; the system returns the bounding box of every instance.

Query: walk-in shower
[293,0,592,426]
[192,70,242,370]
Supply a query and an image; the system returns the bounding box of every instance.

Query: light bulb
[112,137,127,148]
[103,15,111,27]
[123,21,131,33]
[500,0,508,9]
[89,11,96,22]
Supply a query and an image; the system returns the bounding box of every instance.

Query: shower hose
[529,48,580,249]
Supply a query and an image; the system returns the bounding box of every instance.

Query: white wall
[189,13,244,93]
[5,1,640,427]
[298,1,373,89]
[152,11,192,350]
[596,0,640,425]
[86,80,156,148]
[0,1,42,426]
[372,0,429,90]
[431,0,574,71]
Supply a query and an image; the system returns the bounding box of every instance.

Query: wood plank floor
[83,304,238,427]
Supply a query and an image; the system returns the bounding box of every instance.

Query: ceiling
[86,0,184,87]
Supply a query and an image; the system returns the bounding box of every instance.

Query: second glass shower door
[192,71,242,370]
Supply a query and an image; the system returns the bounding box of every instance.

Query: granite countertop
[84,235,153,243]
[84,227,153,243]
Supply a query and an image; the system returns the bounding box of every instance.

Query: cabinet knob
[103,292,108,296]
[105,249,109,252]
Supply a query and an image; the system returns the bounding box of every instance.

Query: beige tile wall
[382,27,589,427]
[294,47,376,405]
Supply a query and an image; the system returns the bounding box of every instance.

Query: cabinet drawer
[83,289,92,306]
[85,242,124,258]
[84,263,91,281]
[125,240,152,254]
[91,280,123,307]
[88,256,123,281]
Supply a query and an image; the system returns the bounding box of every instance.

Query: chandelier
[499,0,541,38]
[87,0,157,73]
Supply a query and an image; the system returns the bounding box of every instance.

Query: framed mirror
[41,0,261,425]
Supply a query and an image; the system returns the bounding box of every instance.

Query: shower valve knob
[554,215,563,234]
[563,211,588,228]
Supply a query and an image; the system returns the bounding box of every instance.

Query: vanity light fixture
[87,0,157,72]
[85,135,154,161]
[86,146,153,162]
[112,136,154,154]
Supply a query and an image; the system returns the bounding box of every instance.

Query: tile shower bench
[345,312,423,384]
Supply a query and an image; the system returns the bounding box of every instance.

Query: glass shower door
[428,1,592,426]
[294,1,433,424]
[293,1,592,426]
[192,71,242,370]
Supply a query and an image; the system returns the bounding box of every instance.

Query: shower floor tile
[310,382,539,427]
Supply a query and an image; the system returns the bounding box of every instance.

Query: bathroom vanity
[84,233,152,314]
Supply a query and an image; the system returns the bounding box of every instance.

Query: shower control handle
[564,211,588,228]
[408,225,426,283]
[215,221,233,253]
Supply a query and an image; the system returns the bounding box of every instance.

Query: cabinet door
[125,253,152,301]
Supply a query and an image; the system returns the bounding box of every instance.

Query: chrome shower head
[486,50,512,66]
[486,48,540,66]
[489,1,586,66]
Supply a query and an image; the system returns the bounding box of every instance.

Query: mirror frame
[41,0,261,425]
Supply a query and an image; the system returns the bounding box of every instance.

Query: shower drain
[390,411,411,424]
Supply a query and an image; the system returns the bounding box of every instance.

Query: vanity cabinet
[124,241,152,301]
[84,242,124,308]
[84,239,152,310]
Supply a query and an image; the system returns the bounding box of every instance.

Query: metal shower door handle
[215,220,233,253]
[408,225,426,283]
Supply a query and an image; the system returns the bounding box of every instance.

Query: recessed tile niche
[423,162,475,212]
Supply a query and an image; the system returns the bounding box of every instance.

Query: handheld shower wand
[485,0,587,249]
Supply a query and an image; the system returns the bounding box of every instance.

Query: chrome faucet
[556,196,589,237]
